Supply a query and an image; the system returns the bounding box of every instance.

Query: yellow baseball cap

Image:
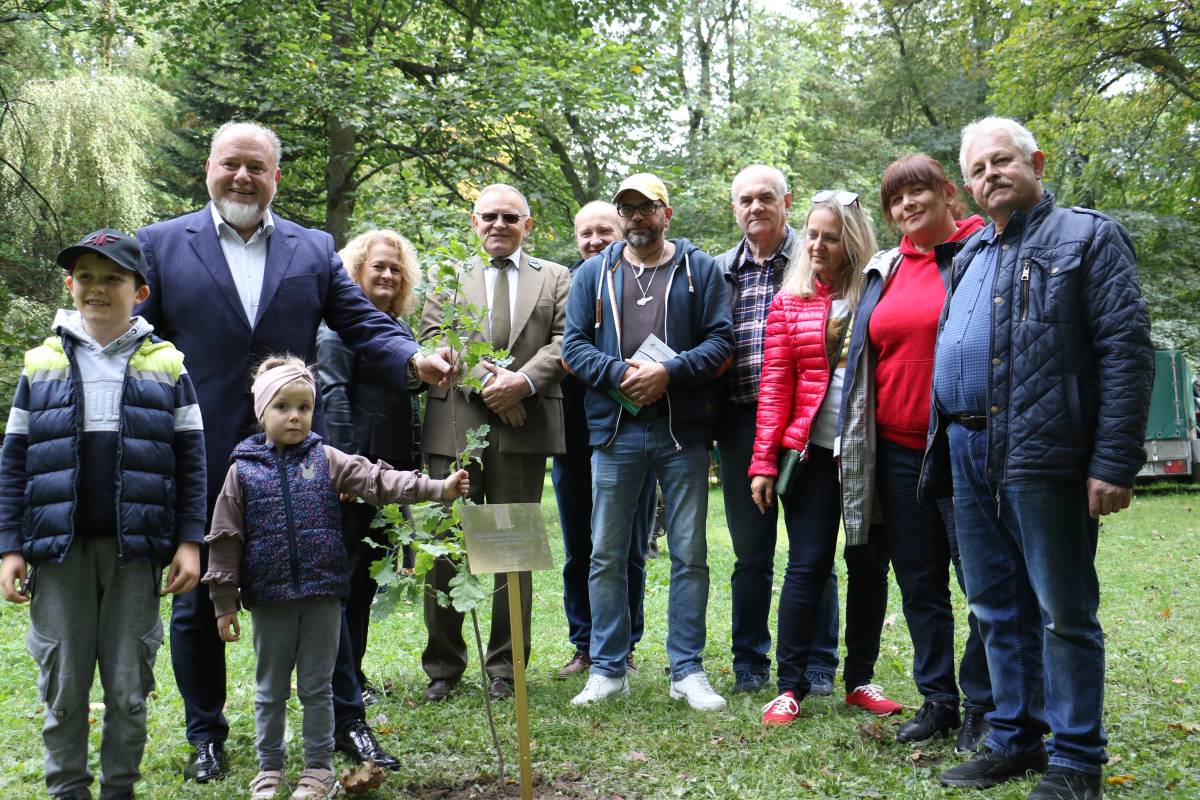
[612,173,669,206]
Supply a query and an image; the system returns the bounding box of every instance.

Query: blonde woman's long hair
[338,229,421,316]
[779,198,877,310]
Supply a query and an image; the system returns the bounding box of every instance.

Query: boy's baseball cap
[612,173,670,206]
[56,228,147,281]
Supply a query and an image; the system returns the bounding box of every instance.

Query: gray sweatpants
[250,596,341,771]
[26,537,163,799]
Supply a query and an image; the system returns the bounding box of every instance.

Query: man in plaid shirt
[713,165,841,695]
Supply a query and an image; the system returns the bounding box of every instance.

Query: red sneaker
[845,683,903,716]
[761,691,800,726]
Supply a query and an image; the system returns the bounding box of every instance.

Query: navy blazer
[136,205,418,501]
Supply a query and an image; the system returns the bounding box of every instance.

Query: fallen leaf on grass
[628,749,649,763]
[367,713,388,727]
[909,749,925,762]
[820,767,841,781]
[858,721,888,742]
[1107,754,1123,764]
[339,761,386,794]
[708,736,725,746]
[1172,678,1187,685]
[1160,607,1172,620]
[1106,774,1135,786]
[883,614,897,628]
[1168,721,1200,734]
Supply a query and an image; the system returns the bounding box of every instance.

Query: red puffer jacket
[749,284,833,477]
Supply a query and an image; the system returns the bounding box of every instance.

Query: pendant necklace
[632,264,658,306]
[626,243,665,306]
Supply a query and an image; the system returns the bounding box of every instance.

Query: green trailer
[1138,350,1200,482]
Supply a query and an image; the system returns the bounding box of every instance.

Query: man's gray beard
[214,197,267,230]
[625,230,660,248]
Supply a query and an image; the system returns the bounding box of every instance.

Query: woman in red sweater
[750,191,877,726]
[838,154,992,752]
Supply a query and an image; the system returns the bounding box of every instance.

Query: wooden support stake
[507,571,533,800]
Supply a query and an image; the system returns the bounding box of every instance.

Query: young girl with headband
[201,356,468,800]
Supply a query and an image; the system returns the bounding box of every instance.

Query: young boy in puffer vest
[0,229,207,800]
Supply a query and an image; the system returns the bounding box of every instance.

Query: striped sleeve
[0,373,32,553]
[171,368,208,544]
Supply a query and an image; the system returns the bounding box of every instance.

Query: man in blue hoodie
[562,173,733,711]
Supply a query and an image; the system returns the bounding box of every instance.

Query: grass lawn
[1,479,1198,798]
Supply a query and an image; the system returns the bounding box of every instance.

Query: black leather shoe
[1028,765,1103,800]
[424,678,456,702]
[361,681,381,707]
[939,745,1049,789]
[335,720,401,771]
[956,706,991,755]
[488,677,514,699]
[897,700,961,745]
[183,740,227,783]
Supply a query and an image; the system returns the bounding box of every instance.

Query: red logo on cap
[84,232,122,246]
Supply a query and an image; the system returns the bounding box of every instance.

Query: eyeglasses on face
[477,212,528,224]
[811,190,860,207]
[616,201,664,218]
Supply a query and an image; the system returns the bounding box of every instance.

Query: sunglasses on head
[811,190,860,207]
[478,212,527,224]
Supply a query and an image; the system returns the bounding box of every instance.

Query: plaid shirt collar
[735,225,795,273]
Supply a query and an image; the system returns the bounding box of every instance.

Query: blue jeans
[717,402,839,678]
[589,418,710,680]
[949,423,1106,773]
[553,444,654,654]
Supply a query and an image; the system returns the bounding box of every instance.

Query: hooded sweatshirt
[53,309,156,535]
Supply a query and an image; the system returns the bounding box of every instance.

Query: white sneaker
[669,671,727,711]
[570,673,630,706]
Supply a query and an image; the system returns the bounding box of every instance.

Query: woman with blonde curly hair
[315,229,423,724]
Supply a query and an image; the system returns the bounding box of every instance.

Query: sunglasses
[811,190,860,207]
[477,212,528,224]
[616,201,664,218]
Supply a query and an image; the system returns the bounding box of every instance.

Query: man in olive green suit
[419,183,569,701]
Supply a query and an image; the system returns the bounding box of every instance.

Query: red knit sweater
[868,215,985,448]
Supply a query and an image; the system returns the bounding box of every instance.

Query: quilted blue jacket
[919,193,1153,498]
[0,328,207,565]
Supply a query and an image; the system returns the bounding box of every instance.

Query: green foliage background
[1,0,1198,418]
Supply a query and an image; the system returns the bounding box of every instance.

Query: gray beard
[625,230,660,248]
[214,197,267,230]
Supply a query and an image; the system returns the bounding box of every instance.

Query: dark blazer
[136,205,418,500]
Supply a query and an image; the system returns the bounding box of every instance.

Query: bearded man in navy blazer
[136,122,453,782]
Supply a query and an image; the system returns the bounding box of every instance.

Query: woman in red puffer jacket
[750,191,877,726]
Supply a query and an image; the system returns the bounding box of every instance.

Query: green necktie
[491,258,511,348]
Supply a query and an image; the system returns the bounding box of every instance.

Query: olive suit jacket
[419,251,568,458]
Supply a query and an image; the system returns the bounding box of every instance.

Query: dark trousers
[841,439,964,703]
[552,444,654,655]
[171,503,365,744]
[775,445,843,695]
[717,403,840,678]
[422,444,547,683]
[341,499,395,688]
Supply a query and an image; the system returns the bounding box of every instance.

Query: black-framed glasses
[478,212,527,224]
[616,201,664,218]
[811,190,860,207]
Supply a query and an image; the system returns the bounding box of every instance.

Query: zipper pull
[994,487,1002,519]
[1020,259,1031,322]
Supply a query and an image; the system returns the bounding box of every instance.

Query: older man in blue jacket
[562,173,733,712]
[136,121,451,782]
[926,118,1153,800]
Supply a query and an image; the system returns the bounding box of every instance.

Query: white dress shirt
[210,204,275,326]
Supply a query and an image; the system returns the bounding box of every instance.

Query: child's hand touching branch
[442,469,470,501]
